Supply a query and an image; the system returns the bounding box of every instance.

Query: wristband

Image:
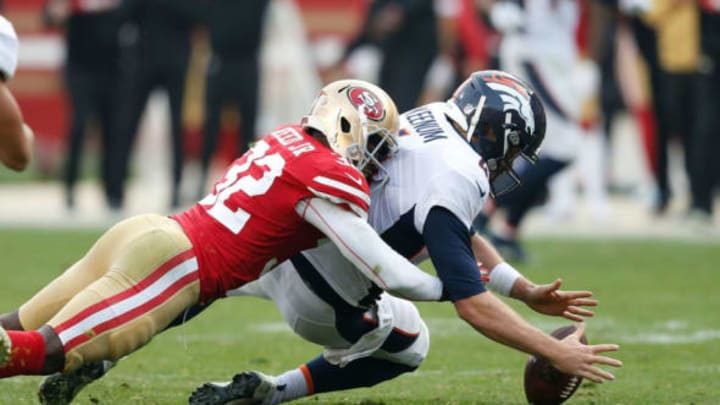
[487,262,521,296]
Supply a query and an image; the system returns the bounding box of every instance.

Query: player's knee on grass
[375,297,429,368]
[377,320,429,368]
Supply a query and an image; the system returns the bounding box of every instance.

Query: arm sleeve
[423,206,486,301]
[297,197,445,301]
[0,16,18,80]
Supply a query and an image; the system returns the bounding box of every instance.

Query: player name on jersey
[271,127,316,157]
[404,107,447,143]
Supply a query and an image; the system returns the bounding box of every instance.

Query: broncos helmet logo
[347,87,386,121]
[485,81,536,136]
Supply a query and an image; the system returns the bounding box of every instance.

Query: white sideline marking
[173,318,720,346]
[686,365,720,373]
[254,322,294,333]
[620,330,720,344]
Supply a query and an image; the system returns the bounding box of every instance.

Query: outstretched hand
[551,323,622,383]
[524,279,598,322]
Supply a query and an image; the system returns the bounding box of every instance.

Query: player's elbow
[1,150,30,171]
[453,293,490,325]
[455,300,479,324]
[0,123,34,171]
[6,157,29,171]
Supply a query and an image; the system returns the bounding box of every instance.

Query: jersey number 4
[200,140,285,234]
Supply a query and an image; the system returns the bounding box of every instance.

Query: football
[523,325,588,405]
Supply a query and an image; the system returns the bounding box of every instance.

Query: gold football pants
[18,214,200,371]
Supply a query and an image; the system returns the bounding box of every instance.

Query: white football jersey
[230,102,490,308]
[0,15,18,80]
[370,102,490,234]
[290,102,489,306]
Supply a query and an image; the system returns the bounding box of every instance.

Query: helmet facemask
[477,118,538,197]
[450,70,546,198]
[349,112,399,182]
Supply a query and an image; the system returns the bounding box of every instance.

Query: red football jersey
[173,125,370,301]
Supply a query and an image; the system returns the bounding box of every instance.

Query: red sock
[0,330,46,377]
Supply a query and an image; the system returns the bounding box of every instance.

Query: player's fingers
[573,322,587,338]
[588,366,616,382]
[569,298,598,307]
[592,355,623,368]
[576,369,605,384]
[590,343,620,354]
[567,306,595,317]
[562,311,585,322]
[558,290,594,300]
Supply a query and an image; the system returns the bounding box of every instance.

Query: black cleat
[38,360,115,405]
[189,371,277,405]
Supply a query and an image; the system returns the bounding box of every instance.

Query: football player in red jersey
[0,15,34,172]
[0,80,447,392]
[39,72,620,405]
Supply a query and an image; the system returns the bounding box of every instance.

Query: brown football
[524,325,588,405]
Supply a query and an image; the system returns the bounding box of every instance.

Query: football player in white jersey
[38,72,621,405]
[0,15,33,171]
[185,71,620,404]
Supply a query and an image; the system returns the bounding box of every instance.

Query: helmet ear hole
[340,117,351,133]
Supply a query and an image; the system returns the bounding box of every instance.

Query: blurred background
[1,0,718,244]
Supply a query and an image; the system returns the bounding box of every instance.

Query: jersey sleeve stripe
[307,187,368,220]
[312,176,371,206]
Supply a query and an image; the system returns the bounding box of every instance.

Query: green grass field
[1,229,719,404]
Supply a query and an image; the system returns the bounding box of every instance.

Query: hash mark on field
[620,329,720,344]
[686,365,720,373]
[173,318,719,346]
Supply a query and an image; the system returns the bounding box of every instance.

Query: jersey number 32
[200,140,285,234]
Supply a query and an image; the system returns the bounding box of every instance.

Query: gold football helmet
[302,79,399,179]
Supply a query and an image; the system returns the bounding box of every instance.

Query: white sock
[265,368,309,405]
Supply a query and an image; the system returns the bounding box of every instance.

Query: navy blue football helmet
[447,70,546,197]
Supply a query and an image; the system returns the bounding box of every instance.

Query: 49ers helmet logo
[347,87,386,121]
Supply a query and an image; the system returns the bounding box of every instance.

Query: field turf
[0,229,718,404]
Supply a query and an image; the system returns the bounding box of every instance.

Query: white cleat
[0,326,11,367]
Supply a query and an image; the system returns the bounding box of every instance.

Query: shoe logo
[277,384,287,391]
[344,172,364,186]
[475,181,487,198]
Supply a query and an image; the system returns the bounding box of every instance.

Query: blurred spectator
[109,0,198,210]
[474,0,595,261]
[342,0,445,112]
[691,2,720,220]
[196,0,269,200]
[44,0,122,210]
[418,0,462,103]
[0,14,33,172]
[643,0,700,215]
[622,13,670,213]
[594,5,623,146]
[453,0,491,81]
